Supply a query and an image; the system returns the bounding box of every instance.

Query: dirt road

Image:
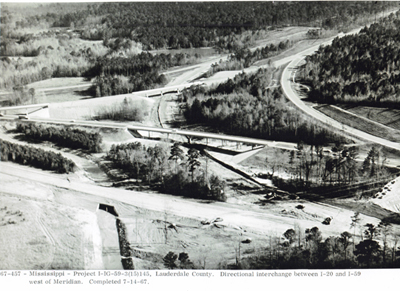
[0,162,382,239]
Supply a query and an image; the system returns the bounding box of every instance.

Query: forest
[302,11,400,107]
[4,2,395,50]
[86,52,198,97]
[0,139,75,173]
[0,32,106,91]
[16,122,103,153]
[106,142,226,202]
[183,69,346,146]
[1,2,397,98]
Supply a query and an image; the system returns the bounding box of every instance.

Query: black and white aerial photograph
[1,1,400,272]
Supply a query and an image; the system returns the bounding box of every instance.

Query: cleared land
[1,161,393,269]
[315,104,400,143]
[0,190,102,270]
[48,94,155,120]
[336,104,400,131]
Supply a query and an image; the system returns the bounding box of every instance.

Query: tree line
[231,40,292,67]
[0,139,75,173]
[107,142,226,202]
[239,218,400,269]
[203,40,291,77]
[271,142,390,193]
[302,11,400,107]
[183,69,347,146]
[16,122,103,153]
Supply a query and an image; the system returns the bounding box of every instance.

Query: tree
[187,148,201,182]
[208,174,227,202]
[364,223,379,240]
[169,143,184,173]
[354,239,381,268]
[178,252,194,269]
[378,221,392,266]
[163,251,178,269]
[283,229,296,246]
[338,231,352,261]
[350,212,361,249]
[324,236,341,265]
[305,227,322,264]
[28,88,35,103]
[41,67,52,79]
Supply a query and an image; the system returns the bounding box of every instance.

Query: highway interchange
[1,31,399,152]
[1,22,400,238]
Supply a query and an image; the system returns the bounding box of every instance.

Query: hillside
[302,11,400,107]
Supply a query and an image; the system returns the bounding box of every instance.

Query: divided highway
[7,116,281,147]
[280,40,400,152]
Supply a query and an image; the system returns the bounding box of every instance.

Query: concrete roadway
[280,37,400,152]
[3,116,282,147]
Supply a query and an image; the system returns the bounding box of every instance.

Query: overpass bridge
[1,116,278,148]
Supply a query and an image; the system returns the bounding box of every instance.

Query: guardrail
[0,103,49,111]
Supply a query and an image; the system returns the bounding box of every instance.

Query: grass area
[148,47,219,58]
[252,27,313,48]
[254,36,336,67]
[239,147,292,177]
[48,95,154,120]
[337,104,400,131]
[0,195,92,269]
[93,101,145,122]
[27,77,91,90]
[316,105,400,143]
[36,88,92,104]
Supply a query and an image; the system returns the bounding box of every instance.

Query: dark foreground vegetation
[184,69,347,146]
[239,220,400,269]
[0,139,75,173]
[16,122,102,153]
[160,218,400,270]
[302,11,400,107]
[106,142,226,202]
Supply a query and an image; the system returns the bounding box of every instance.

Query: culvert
[97,204,134,269]
[98,203,119,217]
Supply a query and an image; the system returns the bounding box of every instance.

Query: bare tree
[338,231,352,261]
[378,221,392,266]
[350,212,361,250]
